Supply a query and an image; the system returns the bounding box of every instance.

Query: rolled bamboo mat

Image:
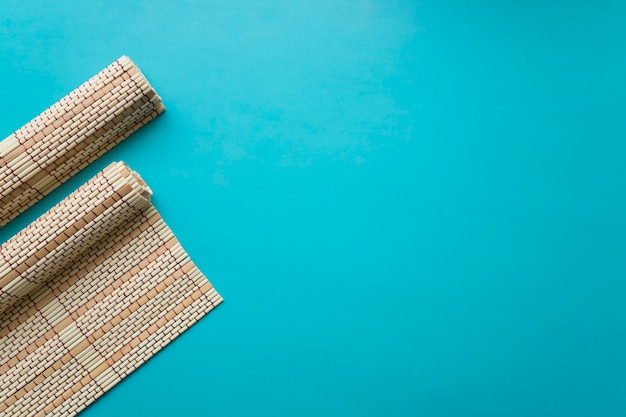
[0,56,165,228]
[0,161,222,417]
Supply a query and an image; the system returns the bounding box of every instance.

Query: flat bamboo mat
[0,56,165,227]
[0,162,222,416]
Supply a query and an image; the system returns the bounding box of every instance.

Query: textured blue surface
[1,1,626,416]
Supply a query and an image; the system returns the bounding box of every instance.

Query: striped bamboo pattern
[0,162,222,416]
[0,56,165,228]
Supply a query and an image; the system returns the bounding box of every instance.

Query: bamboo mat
[0,161,222,416]
[0,56,165,228]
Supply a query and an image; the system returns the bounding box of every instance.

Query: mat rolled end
[0,161,152,315]
[0,56,165,227]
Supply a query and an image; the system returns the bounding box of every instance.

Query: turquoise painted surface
[1,1,626,416]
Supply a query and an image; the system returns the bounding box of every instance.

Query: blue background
[1,1,626,416]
